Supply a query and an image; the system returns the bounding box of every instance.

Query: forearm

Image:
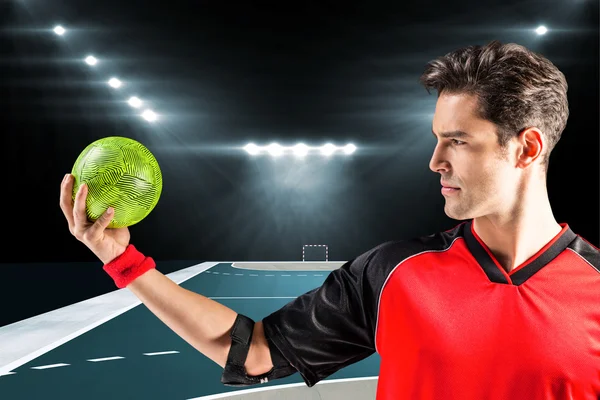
[127,268,238,368]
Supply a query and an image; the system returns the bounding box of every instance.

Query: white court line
[86,356,124,363]
[282,275,291,277]
[0,261,219,376]
[222,273,230,275]
[0,302,144,376]
[234,274,244,276]
[249,274,258,276]
[298,274,307,276]
[0,371,16,376]
[186,376,378,399]
[31,363,70,370]
[143,351,179,356]
[314,274,323,276]
[265,274,274,276]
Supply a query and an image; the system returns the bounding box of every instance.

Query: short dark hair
[419,40,569,173]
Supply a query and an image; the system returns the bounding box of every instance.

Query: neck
[471,181,562,273]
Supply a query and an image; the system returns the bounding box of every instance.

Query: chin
[444,205,473,221]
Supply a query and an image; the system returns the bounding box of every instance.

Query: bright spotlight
[267,143,283,157]
[320,143,337,156]
[128,96,142,108]
[535,25,547,35]
[108,78,122,89]
[85,55,97,66]
[53,26,66,36]
[244,143,260,155]
[142,110,158,122]
[343,143,357,155]
[293,143,309,157]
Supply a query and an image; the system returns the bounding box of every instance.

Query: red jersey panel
[376,221,600,399]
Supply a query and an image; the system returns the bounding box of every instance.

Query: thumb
[86,207,115,242]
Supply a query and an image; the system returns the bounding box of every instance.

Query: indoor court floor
[0,260,380,399]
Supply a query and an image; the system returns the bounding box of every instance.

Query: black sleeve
[261,241,394,387]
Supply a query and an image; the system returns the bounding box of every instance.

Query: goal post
[302,244,328,262]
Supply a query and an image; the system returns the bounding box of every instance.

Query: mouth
[441,186,460,195]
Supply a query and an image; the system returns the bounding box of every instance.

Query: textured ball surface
[71,136,162,228]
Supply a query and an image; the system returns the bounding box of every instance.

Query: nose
[429,143,450,174]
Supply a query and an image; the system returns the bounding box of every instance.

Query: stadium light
[267,143,283,157]
[108,77,122,89]
[344,143,356,155]
[243,142,358,157]
[53,25,66,36]
[536,25,547,35]
[293,143,309,157]
[244,143,260,155]
[128,96,143,108]
[85,55,98,66]
[320,143,336,156]
[142,110,158,122]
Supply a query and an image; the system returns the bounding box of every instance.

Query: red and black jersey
[262,219,600,399]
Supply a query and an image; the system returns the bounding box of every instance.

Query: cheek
[487,163,516,194]
[454,149,505,189]
[464,158,501,190]
[462,155,490,180]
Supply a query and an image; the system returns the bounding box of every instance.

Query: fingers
[73,181,89,236]
[85,207,114,243]
[60,173,113,243]
[59,174,75,234]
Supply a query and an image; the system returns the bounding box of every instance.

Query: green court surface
[0,263,380,399]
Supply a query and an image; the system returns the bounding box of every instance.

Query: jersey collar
[462,219,577,285]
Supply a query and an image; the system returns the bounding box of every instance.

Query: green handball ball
[71,136,163,228]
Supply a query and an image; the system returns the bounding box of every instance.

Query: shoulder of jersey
[367,223,465,270]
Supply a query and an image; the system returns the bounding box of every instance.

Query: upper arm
[260,242,394,387]
[244,320,274,376]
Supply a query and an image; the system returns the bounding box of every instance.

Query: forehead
[432,93,497,139]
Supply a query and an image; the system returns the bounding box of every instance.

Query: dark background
[0,0,598,327]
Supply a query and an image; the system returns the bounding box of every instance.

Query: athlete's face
[429,93,518,220]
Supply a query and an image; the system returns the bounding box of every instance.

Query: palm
[79,212,131,246]
[103,226,130,247]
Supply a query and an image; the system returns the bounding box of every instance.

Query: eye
[451,139,466,146]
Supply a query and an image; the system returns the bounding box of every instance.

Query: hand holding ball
[70,136,163,228]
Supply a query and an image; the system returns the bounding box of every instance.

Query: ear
[516,127,543,168]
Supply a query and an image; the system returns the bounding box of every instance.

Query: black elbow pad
[221,314,297,387]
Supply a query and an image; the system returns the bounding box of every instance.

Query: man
[59,40,600,399]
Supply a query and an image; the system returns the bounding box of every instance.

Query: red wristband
[102,244,156,288]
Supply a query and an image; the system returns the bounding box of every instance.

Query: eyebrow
[431,129,472,139]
